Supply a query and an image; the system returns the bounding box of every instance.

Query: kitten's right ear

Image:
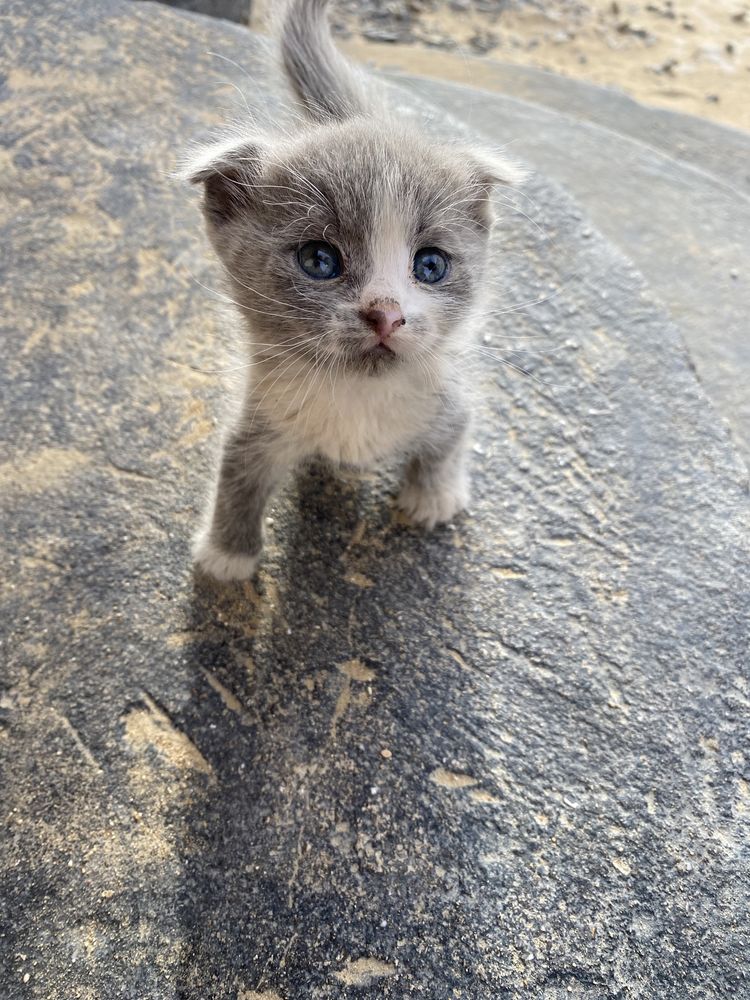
[181,138,267,226]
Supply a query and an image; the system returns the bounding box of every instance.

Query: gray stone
[469,30,500,54]
[139,0,252,24]
[363,28,405,43]
[1,2,748,999]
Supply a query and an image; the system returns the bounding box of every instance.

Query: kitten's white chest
[286,369,435,466]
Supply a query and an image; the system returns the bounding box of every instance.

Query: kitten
[186,0,523,581]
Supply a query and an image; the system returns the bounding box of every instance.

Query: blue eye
[413,247,449,284]
[298,241,341,280]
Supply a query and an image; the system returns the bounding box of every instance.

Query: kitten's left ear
[466,149,528,229]
[180,136,269,227]
[469,149,528,190]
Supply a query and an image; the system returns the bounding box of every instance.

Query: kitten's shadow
[176,461,474,990]
[275,460,467,635]
[184,463,466,672]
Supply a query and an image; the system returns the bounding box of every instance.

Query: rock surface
[1,2,749,999]
[144,0,252,23]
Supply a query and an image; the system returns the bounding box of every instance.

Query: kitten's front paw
[397,475,470,530]
[193,534,260,582]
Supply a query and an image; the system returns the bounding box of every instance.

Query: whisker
[466,345,572,390]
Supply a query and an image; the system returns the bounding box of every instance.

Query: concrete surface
[1,1,749,998]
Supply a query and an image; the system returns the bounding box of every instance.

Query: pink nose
[360,300,405,342]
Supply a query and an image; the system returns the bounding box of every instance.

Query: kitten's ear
[465,149,528,230]
[469,149,528,191]
[181,138,268,226]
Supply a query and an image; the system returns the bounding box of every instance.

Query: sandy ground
[255,1,750,132]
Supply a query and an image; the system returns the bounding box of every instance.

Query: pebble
[364,28,402,43]
[469,31,500,55]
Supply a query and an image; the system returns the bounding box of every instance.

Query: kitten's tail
[280,0,370,123]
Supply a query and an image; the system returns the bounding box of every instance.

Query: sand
[333,1,750,132]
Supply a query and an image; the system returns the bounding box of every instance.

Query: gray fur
[280,0,370,123]
[187,0,524,580]
[202,419,282,559]
[398,400,472,531]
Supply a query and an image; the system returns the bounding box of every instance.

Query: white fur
[192,532,259,582]
[362,207,413,308]
[263,364,441,467]
[397,469,470,529]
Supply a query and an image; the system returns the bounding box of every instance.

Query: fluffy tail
[280,0,369,123]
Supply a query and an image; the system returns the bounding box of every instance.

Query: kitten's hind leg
[398,404,471,530]
[193,420,289,582]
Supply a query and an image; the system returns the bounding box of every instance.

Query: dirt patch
[430,766,479,788]
[0,447,90,493]
[332,957,396,986]
[123,693,214,777]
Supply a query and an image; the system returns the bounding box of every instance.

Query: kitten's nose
[360,301,405,342]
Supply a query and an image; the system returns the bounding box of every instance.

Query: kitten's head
[187,118,522,376]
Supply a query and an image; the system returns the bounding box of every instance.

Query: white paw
[397,475,470,530]
[192,534,260,582]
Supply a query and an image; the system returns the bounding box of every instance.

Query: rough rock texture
[1,2,748,999]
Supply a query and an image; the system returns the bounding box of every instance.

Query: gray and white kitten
[186,0,523,581]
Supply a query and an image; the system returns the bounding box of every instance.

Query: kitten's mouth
[362,342,396,360]
[349,340,399,375]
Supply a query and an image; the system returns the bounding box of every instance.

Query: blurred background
[156,0,750,130]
